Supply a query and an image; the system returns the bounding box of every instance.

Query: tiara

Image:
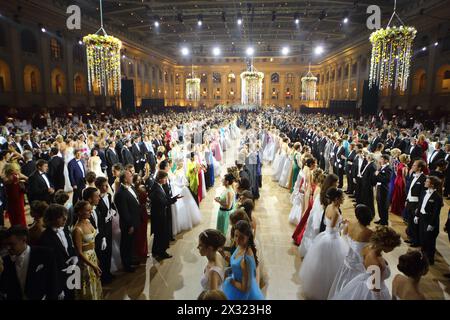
[201,231,208,238]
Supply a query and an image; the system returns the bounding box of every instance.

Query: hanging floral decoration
[83,34,122,95]
[301,65,317,101]
[368,0,417,92]
[186,78,201,102]
[369,26,416,91]
[241,70,264,105]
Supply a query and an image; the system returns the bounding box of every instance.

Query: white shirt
[428,149,439,163]
[123,184,138,202]
[407,173,422,202]
[53,227,69,255]
[357,156,364,177]
[13,245,31,296]
[420,189,435,214]
[16,143,24,153]
[76,160,85,177]
[376,164,388,186]
[39,171,51,188]
[91,208,98,229]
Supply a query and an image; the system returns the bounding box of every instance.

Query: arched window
[74,74,83,94]
[55,75,62,94]
[51,69,65,95]
[201,73,207,84]
[73,44,84,63]
[30,72,37,93]
[286,73,294,84]
[228,73,236,83]
[21,30,37,53]
[213,72,221,83]
[271,73,279,83]
[442,70,450,92]
[50,38,63,60]
[419,73,426,93]
[0,60,11,93]
[128,62,134,76]
[175,74,180,85]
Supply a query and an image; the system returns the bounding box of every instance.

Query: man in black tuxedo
[334,139,346,188]
[39,204,77,300]
[94,177,115,283]
[444,144,450,199]
[113,170,141,272]
[11,134,24,155]
[406,137,423,164]
[374,154,393,226]
[48,147,65,192]
[360,153,377,216]
[0,225,58,300]
[345,142,357,195]
[121,139,134,166]
[405,159,427,247]
[141,135,157,175]
[428,141,445,171]
[131,136,145,174]
[28,159,55,204]
[21,133,39,150]
[105,140,120,185]
[415,176,443,265]
[20,150,36,178]
[150,170,181,260]
[68,149,86,205]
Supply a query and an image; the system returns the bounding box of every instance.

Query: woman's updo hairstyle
[397,250,429,278]
[224,173,236,185]
[355,204,374,226]
[370,226,401,250]
[326,187,343,203]
[199,229,226,250]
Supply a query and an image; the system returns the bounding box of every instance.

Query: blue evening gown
[223,248,264,300]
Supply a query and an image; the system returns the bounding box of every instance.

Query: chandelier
[241,64,264,105]
[301,63,317,101]
[368,0,417,92]
[186,66,200,102]
[83,0,122,96]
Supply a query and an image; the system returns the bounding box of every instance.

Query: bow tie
[414,173,421,178]
[10,254,24,267]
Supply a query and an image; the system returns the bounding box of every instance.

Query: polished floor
[100,134,450,300]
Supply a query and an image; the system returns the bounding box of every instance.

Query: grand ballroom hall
[0,0,450,303]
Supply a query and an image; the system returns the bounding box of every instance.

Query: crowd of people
[0,108,449,300]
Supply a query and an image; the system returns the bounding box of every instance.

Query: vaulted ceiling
[76,0,412,59]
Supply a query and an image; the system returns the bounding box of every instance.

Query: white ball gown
[288,170,305,225]
[89,155,106,178]
[278,153,292,188]
[298,192,322,257]
[299,215,348,300]
[63,146,74,192]
[170,170,202,235]
[331,263,392,300]
[327,237,368,299]
[273,150,287,182]
[263,135,276,162]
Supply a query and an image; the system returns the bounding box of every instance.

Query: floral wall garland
[241,71,264,105]
[186,78,201,101]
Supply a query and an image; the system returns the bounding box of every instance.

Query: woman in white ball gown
[299,188,348,300]
[170,161,202,235]
[328,204,374,299]
[299,173,338,257]
[332,226,401,300]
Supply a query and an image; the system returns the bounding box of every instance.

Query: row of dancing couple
[198,127,265,300]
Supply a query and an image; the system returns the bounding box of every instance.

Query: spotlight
[122,55,126,59]
[434,42,438,46]
[154,21,160,27]
[314,45,324,55]
[246,47,254,56]
[78,40,83,45]
[295,18,300,25]
[294,13,300,25]
[41,27,46,33]
[39,23,46,33]
[281,47,290,55]
[212,47,221,56]
[197,15,203,26]
[181,47,189,56]
[421,46,427,51]
[237,18,242,25]
[343,17,349,24]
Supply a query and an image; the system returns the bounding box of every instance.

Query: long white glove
[101,237,107,251]
[414,216,419,224]
[427,225,434,232]
[65,256,78,266]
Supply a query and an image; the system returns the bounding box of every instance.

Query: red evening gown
[5,175,27,227]
[134,190,149,258]
[418,140,429,175]
[391,162,406,216]
[292,184,316,246]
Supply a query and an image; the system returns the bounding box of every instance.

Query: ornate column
[355,56,362,101]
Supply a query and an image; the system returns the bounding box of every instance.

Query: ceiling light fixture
[154,21,159,27]
[197,15,203,26]
[314,45,324,55]
[246,46,255,56]
[212,47,221,56]
[281,47,290,55]
[181,47,189,56]
[343,17,349,24]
